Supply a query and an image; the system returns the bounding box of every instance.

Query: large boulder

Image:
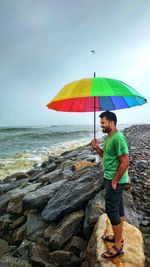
[23,180,67,210]
[41,166,103,221]
[44,210,84,251]
[6,183,41,214]
[86,213,145,267]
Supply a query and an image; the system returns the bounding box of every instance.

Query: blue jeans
[104,178,125,225]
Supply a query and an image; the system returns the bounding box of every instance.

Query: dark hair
[99,110,117,125]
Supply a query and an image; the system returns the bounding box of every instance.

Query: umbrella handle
[94,72,96,138]
[94,96,96,139]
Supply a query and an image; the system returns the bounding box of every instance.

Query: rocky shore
[0,124,149,267]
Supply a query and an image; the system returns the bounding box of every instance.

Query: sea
[0,124,130,180]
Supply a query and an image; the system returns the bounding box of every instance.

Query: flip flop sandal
[101,245,124,259]
[101,235,115,242]
[101,235,124,244]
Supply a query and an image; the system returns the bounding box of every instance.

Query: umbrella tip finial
[90,50,95,55]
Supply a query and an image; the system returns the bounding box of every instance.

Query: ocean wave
[0,130,93,141]
[0,139,89,180]
[0,127,33,132]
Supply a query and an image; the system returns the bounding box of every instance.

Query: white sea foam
[0,139,90,180]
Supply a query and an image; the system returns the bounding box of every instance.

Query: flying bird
[90,50,95,54]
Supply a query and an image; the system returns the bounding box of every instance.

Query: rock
[46,162,57,173]
[42,166,103,221]
[61,149,81,159]
[26,211,48,240]
[59,159,75,170]
[30,241,52,267]
[143,234,150,266]
[23,180,67,210]
[86,213,145,267]
[62,169,74,180]
[7,183,41,214]
[49,250,81,267]
[123,191,140,227]
[64,236,87,257]
[79,154,96,162]
[83,192,104,239]
[9,223,27,245]
[0,214,12,235]
[0,190,18,214]
[54,156,65,164]
[80,262,87,267]
[140,220,150,227]
[72,160,94,171]
[39,169,62,183]
[13,240,33,261]
[29,169,47,182]
[0,239,10,256]
[10,216,26,230]
[0,255,32,267]
[12,172,31,180]
[0,178,29,193]
[46,210,84,251]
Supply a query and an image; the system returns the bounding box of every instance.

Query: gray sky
[0,0,150,126]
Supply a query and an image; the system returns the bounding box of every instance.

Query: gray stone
[59,159,75,170]
[7,183,41,214]
[42,166,103,221]
[0,255,32,267]
[12,172,31,180]
[30,241,52,267]
[123,190,140,227]
[61,149,80,159]
[0,178,29,193]
[83,193,104,239]
[46,162,57,172]
[0,239,10,256]
[62,169,74,180]
[29,169,46,182]
[14,240,32,261]
[23,180,66,210]
[0,214,12,233]
[38,169,62,183]
[9,223,27,245]
[144,234,150,266]
[64,236,87,257]
[140,220,150,227]
[10,216,26,230]
[49,250,81,267]
[26,211,47,236]
[47,210,84,251]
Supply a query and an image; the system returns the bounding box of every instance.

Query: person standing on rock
[91,110,129,259]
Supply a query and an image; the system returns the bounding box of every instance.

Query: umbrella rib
[110,96,115,110]
[84,97,89,112]
[70,99,75,111]
[122,96,132,107]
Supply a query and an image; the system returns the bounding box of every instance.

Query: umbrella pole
[94,71,96,139]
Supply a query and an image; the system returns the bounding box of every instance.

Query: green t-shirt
[102,131,129,184]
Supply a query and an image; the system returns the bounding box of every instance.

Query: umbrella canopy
[47,77,147,112]
[47,77,147,138]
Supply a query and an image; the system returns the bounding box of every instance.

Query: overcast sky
[0,0,150,126]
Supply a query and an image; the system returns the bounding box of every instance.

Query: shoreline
[0,123,149,182]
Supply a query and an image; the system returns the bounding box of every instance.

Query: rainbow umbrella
[47,76,147,137]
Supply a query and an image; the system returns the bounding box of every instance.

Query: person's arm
[112,154,129,189]
[91,139,103,157]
